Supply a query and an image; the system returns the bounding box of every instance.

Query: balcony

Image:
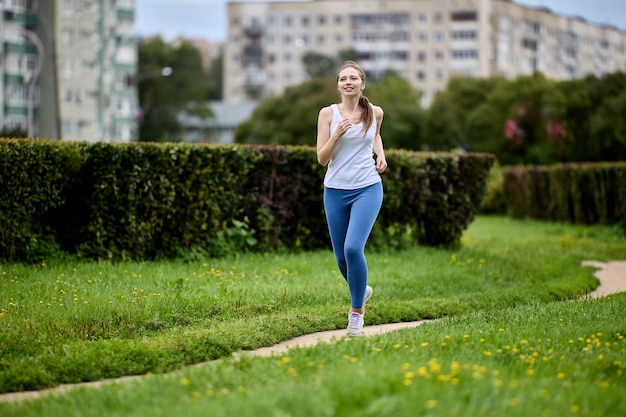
[3,8,38,30]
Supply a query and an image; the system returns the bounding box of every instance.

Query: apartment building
[1,0,40,136]
[223,0,626,106]
[1,0,138,142]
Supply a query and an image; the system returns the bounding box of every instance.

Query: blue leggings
[324,182,383,309]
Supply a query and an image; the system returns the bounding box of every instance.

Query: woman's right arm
[317,106,350,166]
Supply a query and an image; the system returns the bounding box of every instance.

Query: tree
[235,79,337,145]
[235,67,425,149]
[302,52,336,79]
[206,49,223,100]
[422,76,503,151]
[366,71,424,150]
[138,38,211,142]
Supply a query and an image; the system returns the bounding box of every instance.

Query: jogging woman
[316,60,387,336]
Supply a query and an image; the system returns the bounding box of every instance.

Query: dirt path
[1,260,624,404]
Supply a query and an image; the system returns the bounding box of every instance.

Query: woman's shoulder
[370,103,384,118]
[318,104,336,118]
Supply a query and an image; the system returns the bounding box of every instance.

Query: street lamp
[133,67,174,141]
[131,66,173,85]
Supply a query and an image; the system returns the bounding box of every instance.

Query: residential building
[223,0,626,106]
[1,0,138,142]
[1,0,40,136]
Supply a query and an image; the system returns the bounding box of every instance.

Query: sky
[136,0,626,41]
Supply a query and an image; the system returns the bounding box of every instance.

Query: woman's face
[337,67,364,97]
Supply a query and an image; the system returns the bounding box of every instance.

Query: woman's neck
[340,97,360,113]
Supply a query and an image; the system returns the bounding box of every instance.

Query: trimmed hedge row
[0,139,495,262]
[503,162,626,234]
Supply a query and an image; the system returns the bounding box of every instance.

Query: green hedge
[503,162,626,234]
[0,140,85,262]
[0,139,495,262]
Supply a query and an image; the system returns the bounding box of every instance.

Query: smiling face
[337,66,365,97]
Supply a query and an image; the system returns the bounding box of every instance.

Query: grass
[0,215,624,415]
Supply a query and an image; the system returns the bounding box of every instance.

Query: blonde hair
[336,60,374,135]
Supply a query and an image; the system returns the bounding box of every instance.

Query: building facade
[1,0,138,142]
[223,0,626,106]
[1,0,41,136]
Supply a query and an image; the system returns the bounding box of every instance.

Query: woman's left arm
[373,106,387,173]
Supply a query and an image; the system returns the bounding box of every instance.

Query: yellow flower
[425,400,438,409]
[180,378,191,386]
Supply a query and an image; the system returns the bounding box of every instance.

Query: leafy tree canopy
[138,38,212,142]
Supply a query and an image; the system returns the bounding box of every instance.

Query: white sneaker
[346,311,364,336]
[364,285,373,305]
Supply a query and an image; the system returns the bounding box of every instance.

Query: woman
[316,60,387,336]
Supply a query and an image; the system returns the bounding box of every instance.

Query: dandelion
[180,378,191,386]
[277,357,291,366]
[288,367,298,377]
[425,400,438,409]
[192,391,201,400]
[508,398,520,407]
[557,372,566,379]
[526,369,535,376]
[570,405,580,414]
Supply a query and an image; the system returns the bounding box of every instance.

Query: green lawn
[0,215,624,416]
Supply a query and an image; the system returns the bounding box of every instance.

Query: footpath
[1,260,624,404]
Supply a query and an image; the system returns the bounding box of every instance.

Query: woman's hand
[336,118,352,137]
[376,154,387,173]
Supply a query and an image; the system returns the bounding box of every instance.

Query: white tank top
[324,104,382,190]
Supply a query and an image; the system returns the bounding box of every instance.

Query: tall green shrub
[0,140,84,262]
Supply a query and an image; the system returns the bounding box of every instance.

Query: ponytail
[358,95,374,136]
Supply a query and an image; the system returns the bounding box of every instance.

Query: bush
[503,162,626,230]
[0,139,495,262]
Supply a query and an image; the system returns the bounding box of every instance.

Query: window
[417,51,426,62]
[417,71,426,81]
[522,38,537,51]
[434,32,444,43]
[451,11,477,21]
[434,50,444,61]
[417,32,428,43]
[451,30,477,40]
[417,13,427,24]
[451,49,479,59]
